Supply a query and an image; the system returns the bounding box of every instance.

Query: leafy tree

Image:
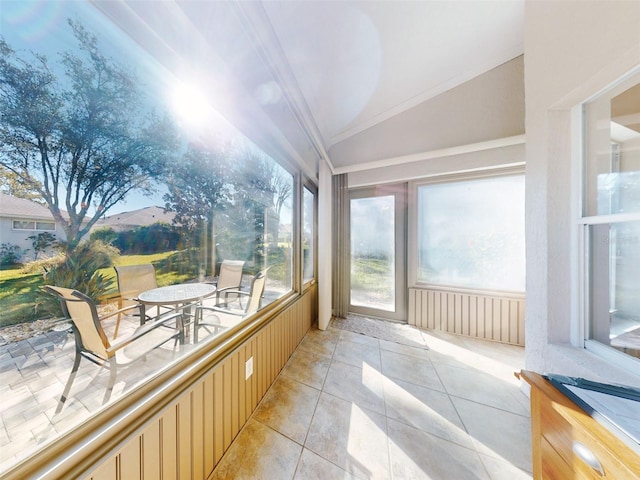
[0,165,45,204]
[164,140,292,277]
[164,141,233,234]
[231,148,286,252]
[164,141,234,274]
[264,160,292,247]
[0,19,178,254]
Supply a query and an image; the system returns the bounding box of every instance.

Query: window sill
[532,343,640,388]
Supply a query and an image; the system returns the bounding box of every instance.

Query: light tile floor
[211,316,532,480]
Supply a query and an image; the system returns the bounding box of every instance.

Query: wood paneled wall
[408,287,525,346]
[85,286,316,480]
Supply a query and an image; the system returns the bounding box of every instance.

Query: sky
[0,1,216,216]
[1,1,293,221]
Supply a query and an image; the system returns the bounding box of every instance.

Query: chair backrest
[217,260,244,290]
[244,268,268,315]
[114,264,157,306]
[43,285,110,358]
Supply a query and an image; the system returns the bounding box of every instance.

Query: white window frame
[12,219,56,231]
[36,221,56,231]
[577,67,640,375]
[408,165,525,295]
[301,183,317,286]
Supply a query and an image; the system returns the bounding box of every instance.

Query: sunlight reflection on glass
[171,80,211,127]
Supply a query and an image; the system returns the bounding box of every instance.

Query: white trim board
[334,134,525,175]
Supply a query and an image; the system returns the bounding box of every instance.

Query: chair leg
[140,304,148,325]
[113,299,123,339]
[56,351,82,414]
[103,358,117,405]
[179,314,185,344]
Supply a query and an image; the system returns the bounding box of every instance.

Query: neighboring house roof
[92,206,176,232]
[0,193,57,220]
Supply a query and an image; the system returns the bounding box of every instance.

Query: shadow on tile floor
[210,315,532,480]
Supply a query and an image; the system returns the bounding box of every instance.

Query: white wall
[330,56,524,170]
[524,1,640,385]
[317,159,333,330]
[0,217,64,263]
[348,142,524,188]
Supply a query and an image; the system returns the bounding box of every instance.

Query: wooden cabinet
[520,370,640,479]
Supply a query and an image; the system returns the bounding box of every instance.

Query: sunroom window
[303,185,316,284]
[0,2,303,472]
[583,69,640,363]
[415,174,525,293]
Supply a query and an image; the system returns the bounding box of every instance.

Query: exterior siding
[0,216,65,262]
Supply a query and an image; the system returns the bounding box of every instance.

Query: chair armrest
[99,303,144,322]
[216,286,244,300]
[220,289,248,303]
[108,311,184,352]
[197,305,244,317]
[219,289,247,296]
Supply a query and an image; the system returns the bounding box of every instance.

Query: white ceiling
[94,0,524,175]
[261,1,524,150]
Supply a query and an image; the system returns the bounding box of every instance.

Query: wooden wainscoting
[408,287,525,346]
[84,286,316,480]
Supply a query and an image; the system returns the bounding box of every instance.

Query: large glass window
[583,69,640,362]
[302,186,315,283]
[0,2,300,473]
[416,174,525,292]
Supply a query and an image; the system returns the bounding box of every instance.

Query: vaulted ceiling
[94,0,525,177]
[260,1,524,150]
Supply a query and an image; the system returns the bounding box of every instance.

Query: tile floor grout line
[446,391,531,420]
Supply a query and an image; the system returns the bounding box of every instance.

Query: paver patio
[0,303,233,473]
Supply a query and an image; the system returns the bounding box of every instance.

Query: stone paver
[0,308,221,474]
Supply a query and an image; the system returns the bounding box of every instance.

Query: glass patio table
[137,283,217,342]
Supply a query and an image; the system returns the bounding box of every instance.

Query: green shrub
[266,245,287,282]
[40,240,120,314]
[26,232,61,260]
[90,227,119,246]
[91,223,183,254]
[0,243,23,266]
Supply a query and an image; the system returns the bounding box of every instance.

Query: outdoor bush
[21,252,65,275]
[90,223,183,254]
[266,245,287,282]
[0,243,23,266]
[115,223,183,254]
[40,240,120,315]
[90,227,119,246]
[26,232,61,260]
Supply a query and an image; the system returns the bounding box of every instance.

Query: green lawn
[351,256,393,289]
[0,250,187,328]
[0,270,47,327]
[350,256,394,305]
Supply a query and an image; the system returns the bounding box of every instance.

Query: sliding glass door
[350,185,406,321]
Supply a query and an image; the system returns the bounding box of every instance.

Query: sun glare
[171,81,210,127]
